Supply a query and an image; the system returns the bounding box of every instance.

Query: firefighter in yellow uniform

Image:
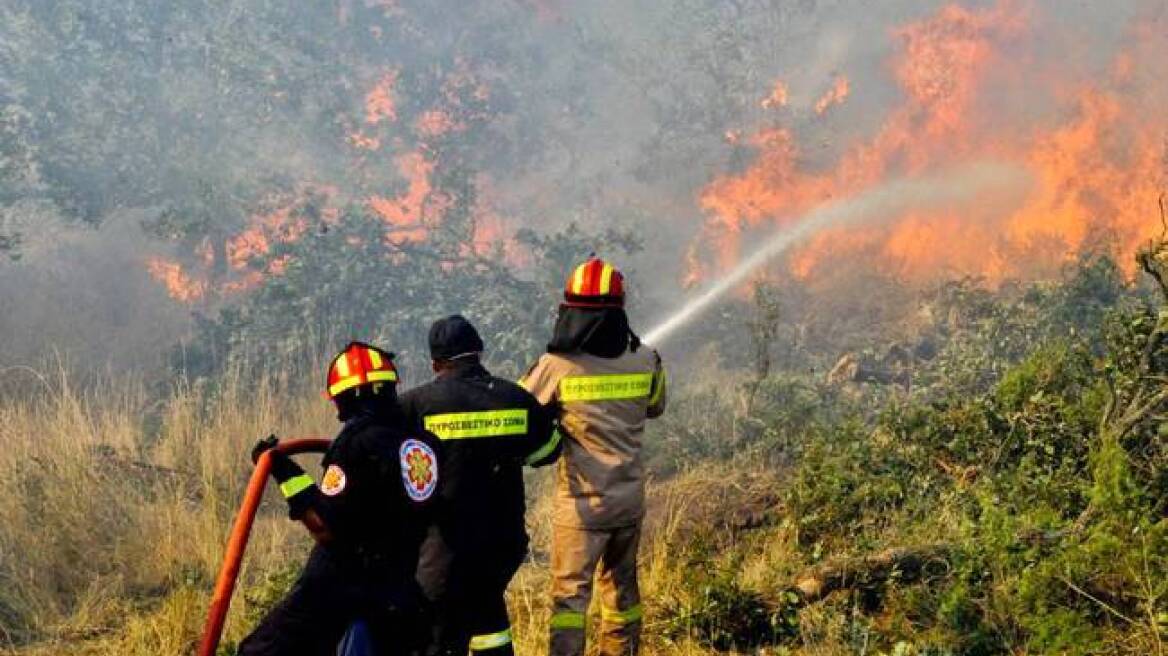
[520,257,667,656]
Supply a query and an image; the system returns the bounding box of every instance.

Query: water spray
[643,161,1028,345]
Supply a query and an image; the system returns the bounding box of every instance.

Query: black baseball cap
[428,315,485,361]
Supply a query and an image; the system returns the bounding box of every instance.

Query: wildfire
[414,110,463,138]
[691,1,1167,286]
[149,49,521,305]
[367,151,439,244]
[146,186,338,302]
[813,74,850,116]
[145,257,208,303]
[365,71,399,125]
[761,81,789,109]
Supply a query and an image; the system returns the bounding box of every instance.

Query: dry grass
[0,370,839,655]
[504,463,823,656]
[0,367,332,654]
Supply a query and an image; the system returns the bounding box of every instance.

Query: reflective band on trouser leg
[470,628,513,651]
[525,429,562,465]
[601,603,643,625]
[279,474,314,499]
[424,409,529,440]
[558,373,653,402]
[549,611,586,630]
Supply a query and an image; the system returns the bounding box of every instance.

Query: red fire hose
[197,437,331,656]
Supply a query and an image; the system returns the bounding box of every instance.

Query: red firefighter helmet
[326,341,399,399]
[563,257,625,308]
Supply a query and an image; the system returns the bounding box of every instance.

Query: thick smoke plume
[0,0,1164,370]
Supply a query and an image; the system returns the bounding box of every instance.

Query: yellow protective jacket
[520,347,667,529]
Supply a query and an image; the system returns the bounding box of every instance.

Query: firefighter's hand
[251,434,280,464]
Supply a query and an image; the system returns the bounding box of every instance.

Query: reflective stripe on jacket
[400,362,558,573]
[520,348,667,528]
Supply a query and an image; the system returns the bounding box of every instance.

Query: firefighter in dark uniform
[239,342,441,656]
[399,315,560,656]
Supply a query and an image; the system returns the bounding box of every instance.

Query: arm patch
[320,464,347,496]
[399,439,438,502]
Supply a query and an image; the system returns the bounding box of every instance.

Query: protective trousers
[239,550,428,656]
[548,524,642,656]
[425,553,522,656]
[432,590,513,656]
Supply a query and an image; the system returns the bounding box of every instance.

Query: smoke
[644,161,1032,344]
[0,213,190,375]
[0,0,1163,372]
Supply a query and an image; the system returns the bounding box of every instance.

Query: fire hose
[197,437,331,656]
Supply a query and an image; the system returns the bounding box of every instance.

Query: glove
[251,434,280,464]
[254,435,305,485]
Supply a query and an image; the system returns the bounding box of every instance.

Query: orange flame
[414,110,463,138]
[761,81,789,109]
[365,71,399,125]
[145,257,208,303]
[149,186,338,302]
[814,74,850,116]
[467,175,528,266]
[348,132,382,151]
[691,1,1167,287]
[149,54,521,305]
[368,151,437,244]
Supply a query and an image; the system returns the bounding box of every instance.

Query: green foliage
[917,254,1134,396]
[695,255,1168,653]
[784,417,931,549]
[242,563,302,630]
[178,215,640,380]
[660,565,798,651]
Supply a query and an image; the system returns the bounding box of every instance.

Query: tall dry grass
[0,367,810,655]
[0,367,333,654]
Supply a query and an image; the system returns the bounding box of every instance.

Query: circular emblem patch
[399,439,438,502]
[320,464,347,496]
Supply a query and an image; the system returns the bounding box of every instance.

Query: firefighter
[519,257,667,656]
[399,315,560,656]
[239,342,441,656]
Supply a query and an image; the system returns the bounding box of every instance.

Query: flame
[761,81,789,109]
[149,51,522,305]
[364,71,399,125]
[368,151,438,244]
[150,186,338,302]
[145,257,208,303]
[813,74,850,116]
[467,175,528,266]
[348,132,382,151]
[414,110,463,138]
[691,1,1167,287]
[681,242,704,289]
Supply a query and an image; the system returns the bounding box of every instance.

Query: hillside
[0,250,1164,656]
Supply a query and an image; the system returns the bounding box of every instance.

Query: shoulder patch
[320,464,347,496]
[399,438,438,502]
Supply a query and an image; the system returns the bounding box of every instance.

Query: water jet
[643,162,1028,345]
